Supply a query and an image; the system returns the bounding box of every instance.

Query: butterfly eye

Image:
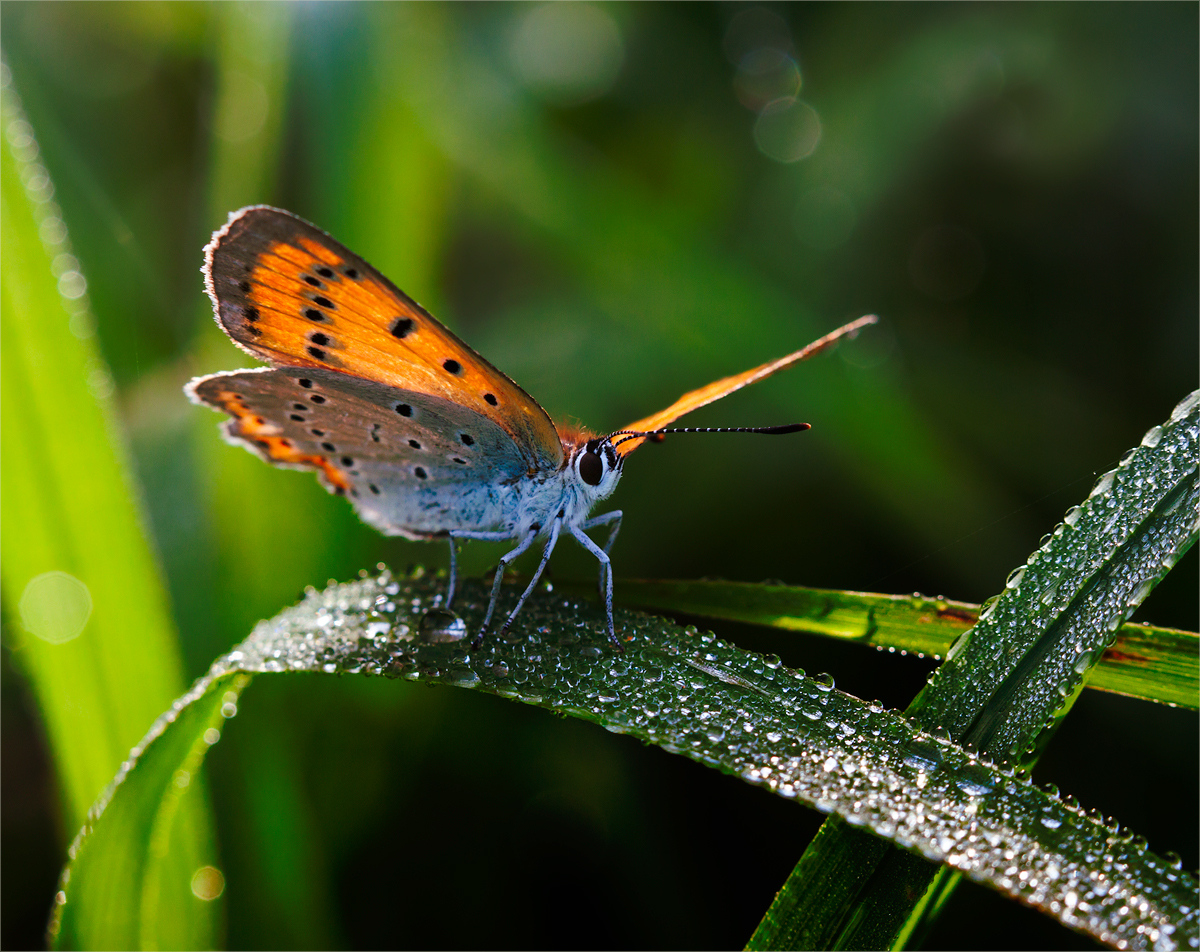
[578,450,603,487]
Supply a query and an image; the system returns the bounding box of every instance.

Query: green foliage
[750,392,1199,950]
[602,581,1199,710]
[2,4,1196,949]
[1,69,220,949]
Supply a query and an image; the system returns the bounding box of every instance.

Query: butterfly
[187,206,877,651]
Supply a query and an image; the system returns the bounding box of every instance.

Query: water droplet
[1129,578,1154,606]
[1063,506,1082,527]
[945,630,971,660]
[1140,425,1164,448]
[1089,470,1115,498]
[813,672,835,692]
[1169,390,1199,422]
[419,609,467,643]
[1005,565,1027,589]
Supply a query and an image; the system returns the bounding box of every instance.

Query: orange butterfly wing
[203,205,564,472]
[613,315,878,456]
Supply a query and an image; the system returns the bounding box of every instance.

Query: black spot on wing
[391,318,415,339]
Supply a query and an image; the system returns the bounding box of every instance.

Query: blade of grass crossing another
[749,392,1199,950]
[605,580,1198,710]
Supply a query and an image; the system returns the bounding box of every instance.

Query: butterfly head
[569,436,623,500]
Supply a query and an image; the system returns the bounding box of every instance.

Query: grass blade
[1,64,219,950]
[750,392,1199,949]
[605,580,1198,710]
[49,675,251,948]
[56,571,1199,951]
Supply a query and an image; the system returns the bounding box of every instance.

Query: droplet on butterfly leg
[420,609,466,643]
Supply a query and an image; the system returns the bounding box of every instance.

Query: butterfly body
[189,206,875,649]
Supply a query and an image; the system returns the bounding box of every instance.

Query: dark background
[3,3,1196,948]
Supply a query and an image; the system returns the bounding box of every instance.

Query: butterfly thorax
[511,434,623,537]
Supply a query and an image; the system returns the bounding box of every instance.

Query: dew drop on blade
[419,608,467,643]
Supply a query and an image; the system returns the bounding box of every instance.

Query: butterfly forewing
[187,367,528,538]
[613,314,879,455]
[204,205,563,473]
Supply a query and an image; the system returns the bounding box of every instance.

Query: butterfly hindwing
[187,367,528,538]
[203,205,564,473]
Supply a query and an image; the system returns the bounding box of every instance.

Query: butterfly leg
[448,528,520,613]
[568,524,621,652]
[471,526,539,647]
[498,518,562,637]
[445,535,458,608]
[582,510,622,597]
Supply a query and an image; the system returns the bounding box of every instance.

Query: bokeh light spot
[510,4,623,106]
[191,865,225,902]
[215,70,268,143]
[19,571,92,645]
[908,225,986,302]
[734,48,802,112]
[753,97,821,163]
[794,185,857,249]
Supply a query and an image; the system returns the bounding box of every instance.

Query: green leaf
[604,580,1199,710]
[50,674,252,949]
[57,569,1198,951]
[1,62,220,949]
[750,392,1199,950]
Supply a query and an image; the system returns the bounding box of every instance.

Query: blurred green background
[2,2,1196,948]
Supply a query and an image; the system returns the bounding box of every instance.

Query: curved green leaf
[57,568,1198,950]
[50,673,251,949]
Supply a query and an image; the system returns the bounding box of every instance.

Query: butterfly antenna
[608,423,809,450]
